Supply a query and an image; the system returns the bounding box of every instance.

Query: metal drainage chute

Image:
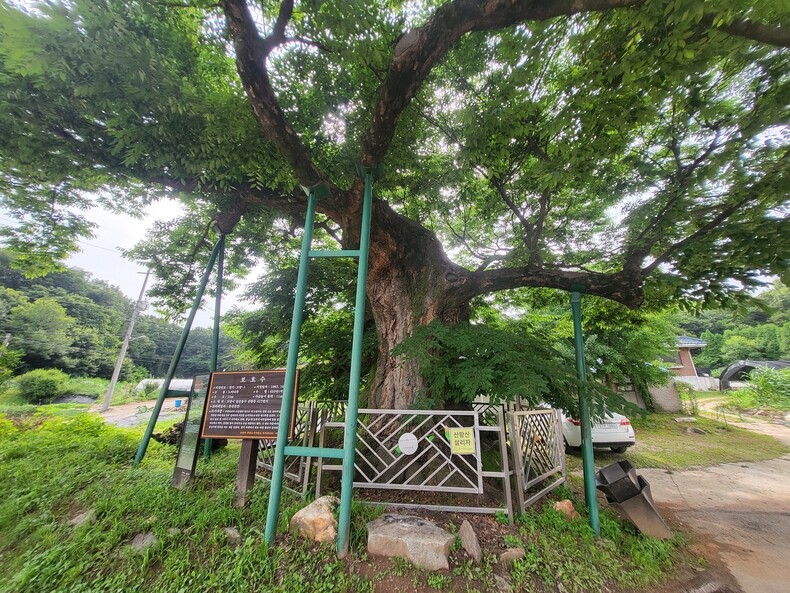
[596,460,672,540]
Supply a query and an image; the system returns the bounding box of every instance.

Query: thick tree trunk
[349,201,471,410]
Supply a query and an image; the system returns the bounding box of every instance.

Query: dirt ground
[91,398,186,428]
[642,404,790,593]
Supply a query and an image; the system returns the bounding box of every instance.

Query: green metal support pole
[133,238,223,467]
[264,190,318,545]
[204,234,226,459]
[570,290,600,536]
[336,169,375,558]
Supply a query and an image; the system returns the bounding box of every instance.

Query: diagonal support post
[204,233,226,458]
[264,186,321,544]
[133,236,224,467]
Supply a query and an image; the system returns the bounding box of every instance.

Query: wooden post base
[233,439,259,508]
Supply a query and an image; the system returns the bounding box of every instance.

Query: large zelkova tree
[0,0,788,408]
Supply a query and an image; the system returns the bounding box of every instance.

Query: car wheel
[564,439,577,453]
[610,446,627,454]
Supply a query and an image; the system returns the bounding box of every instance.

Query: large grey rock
[459,520,482,563]
[69,509,96,527]
[499,548,525,564]
[367,514,455,571]
[223,527,242,546]
[130,531,157,553]
[290,496,338,543]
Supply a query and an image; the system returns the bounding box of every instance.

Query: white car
[562,410,635,453]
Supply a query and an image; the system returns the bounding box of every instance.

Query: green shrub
[0,346,21,386]
[15,369,71,404]
[64,376,107,398]
[727,367,790,411]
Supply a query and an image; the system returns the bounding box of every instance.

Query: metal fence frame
[314,406,515,520]
[255,402,565,521]
[508,408,567,512]
[257,403,318,497]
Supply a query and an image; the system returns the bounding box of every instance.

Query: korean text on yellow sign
[447,427,475,455]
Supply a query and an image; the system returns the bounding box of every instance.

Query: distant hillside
[0,250,238,379]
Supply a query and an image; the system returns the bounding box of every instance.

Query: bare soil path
[642,402,790,593]
[90,398,186,428]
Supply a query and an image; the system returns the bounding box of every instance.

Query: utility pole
[100,270,150,412]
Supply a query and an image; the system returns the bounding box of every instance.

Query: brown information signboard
[200,370,298,440]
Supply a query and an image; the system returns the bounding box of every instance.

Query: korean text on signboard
[200,370,298,440]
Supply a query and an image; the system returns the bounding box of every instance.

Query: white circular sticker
[398,433,419,455]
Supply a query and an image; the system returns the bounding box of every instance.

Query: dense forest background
[676,281,790,373]
[0,250,238,383]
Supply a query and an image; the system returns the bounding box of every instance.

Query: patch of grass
[725,368,790,412]
[566,413,789,471]
[693,391,725,401]
[108,382,154,406]
[426,573,452,590]
[0,409,374,593]
[510,505,681,593]
[0,377,139,409]
[348,500,385,554]
[0,408,688,593]
[63,377,108,398]
[0,388,29,410]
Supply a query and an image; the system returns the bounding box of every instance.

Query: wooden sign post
[199,370,298,506]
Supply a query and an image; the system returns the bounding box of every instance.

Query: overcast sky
[65,201,251,328]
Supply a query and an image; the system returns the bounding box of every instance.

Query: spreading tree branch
[464,266,645,309]
[701,13,790,48]
[222,0,324,187]
[358,0,787,167]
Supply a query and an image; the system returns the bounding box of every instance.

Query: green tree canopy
[678,281,790,371]
[1,0,788,407]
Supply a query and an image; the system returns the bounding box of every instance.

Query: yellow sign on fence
[447,427,475,455]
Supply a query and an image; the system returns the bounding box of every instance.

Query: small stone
[167,528,182,536]
[367,514,455,571]
[674,417,697,423]
[69,509,96,527]
[223,527,241,545]
[130,532,157,553]
[553,499,581,520]
[459,520,483,563]
[499,548,525,564]
[686,427,707,435]
[290,496,339,543]
[494,574,513,592]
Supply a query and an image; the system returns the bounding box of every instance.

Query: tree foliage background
[677,281,790,372]
[0,250,238,382]
[0,0,787,408]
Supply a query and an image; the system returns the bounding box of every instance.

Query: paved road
[641,408,790,593]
